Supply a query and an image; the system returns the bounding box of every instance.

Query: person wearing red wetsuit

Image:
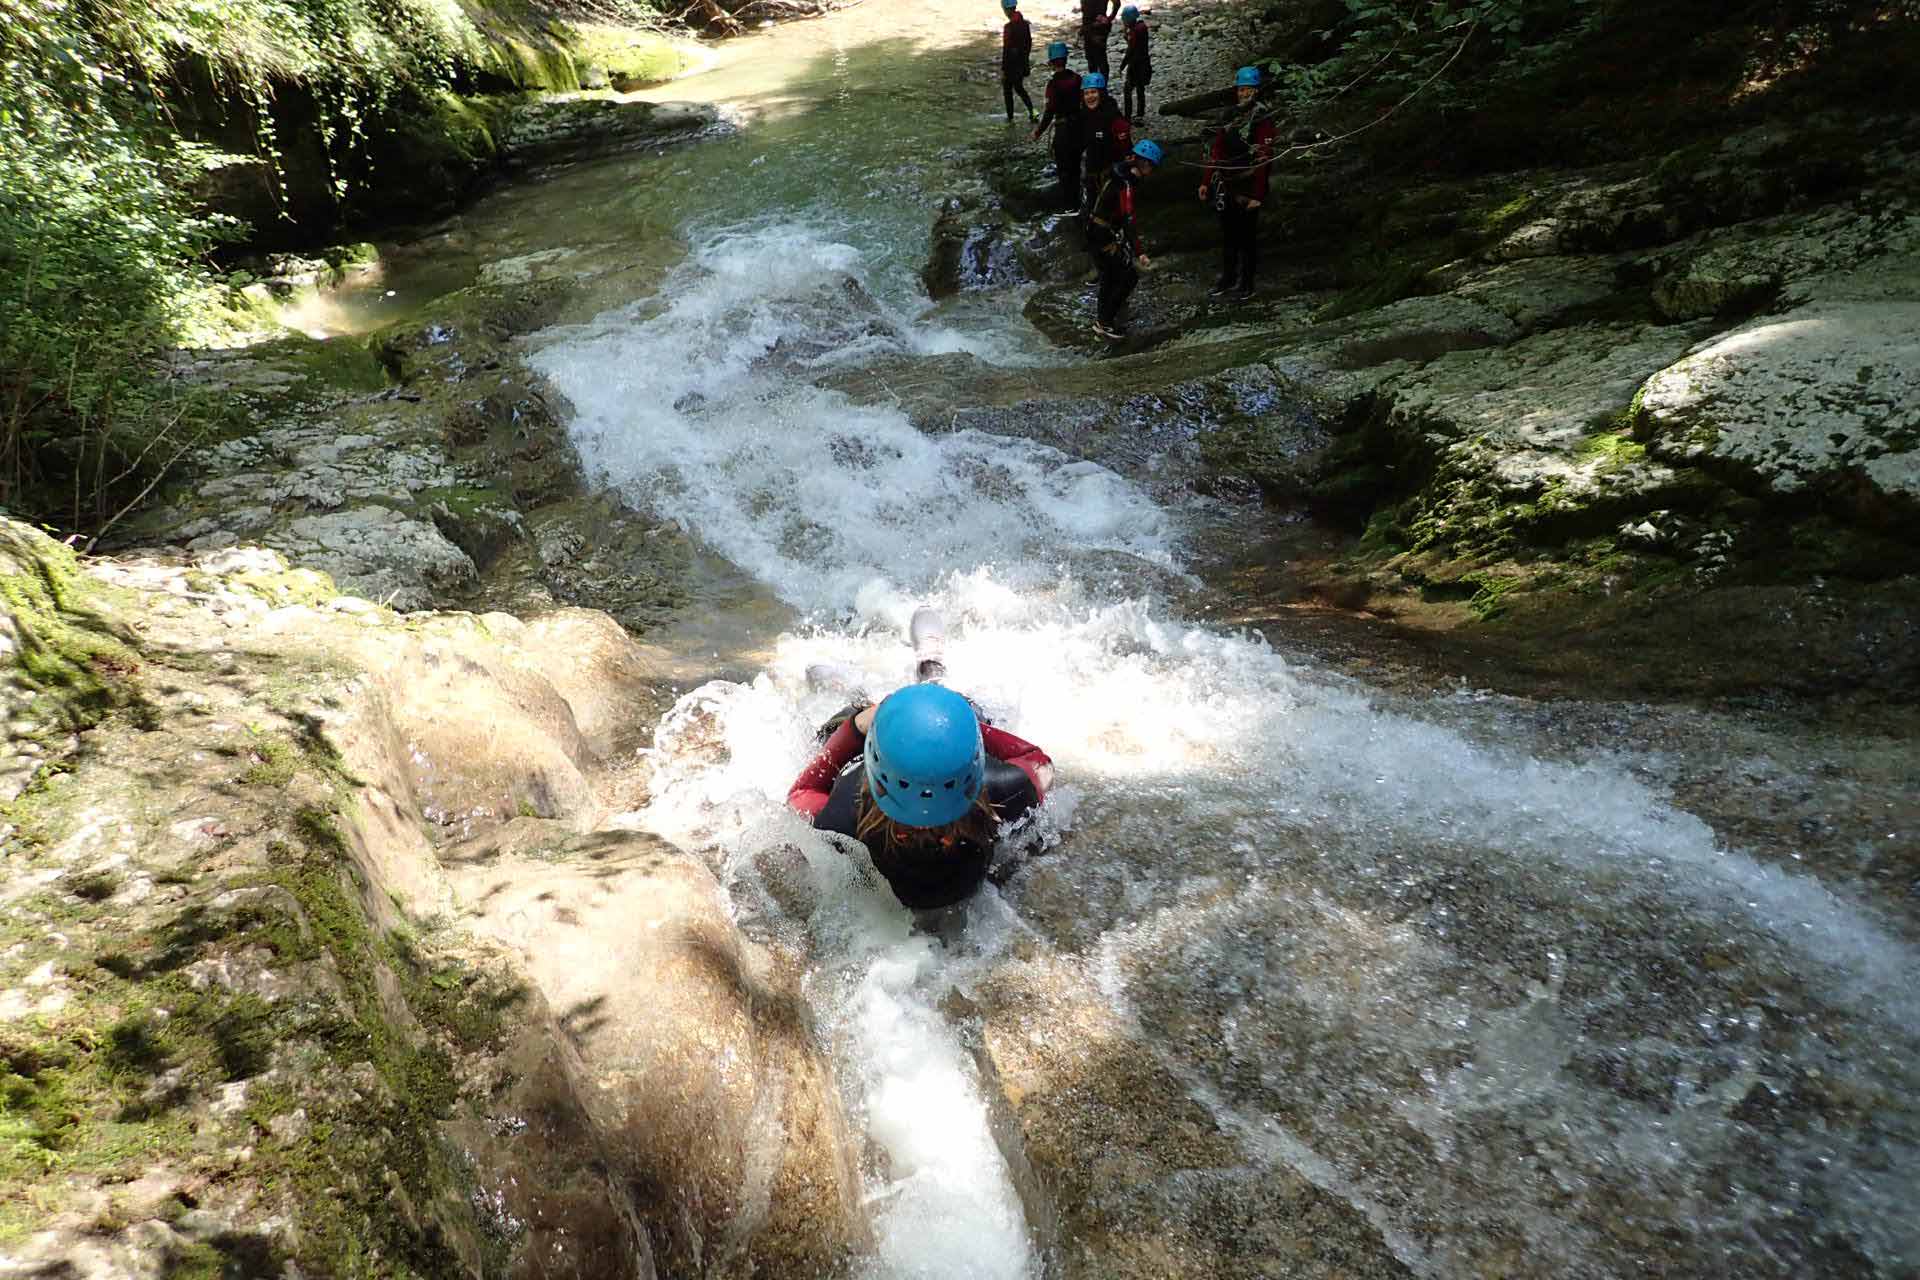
[1083,139,1161,340]
[1001,1,1037,123]
[1199,67,1278,299]
[788,692,1053,909]
[1032,45,1083,211]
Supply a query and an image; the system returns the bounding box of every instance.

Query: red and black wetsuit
[1118,19,1151,121]
[1077,93,1132,209]
[1085,162,1145,328]
[787,712,1052,909]
[1079,0,1117,78]
[1002,11,1035,121]
[1035,67,1084,210]
[1203,111,1278,291]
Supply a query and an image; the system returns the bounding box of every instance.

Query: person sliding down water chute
[1084,138,1161,342]
[1074,72,1132,212]
[1198,66,1278,300]
[787,610,1055,910]
[1032,42,1084,211]
[1000,0,1037,124]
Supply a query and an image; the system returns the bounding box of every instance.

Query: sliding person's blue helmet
[1132,139,1164,166]
[866,685,985,827]
[1122,5,1139,20]
[1235,66,1262,87]
[1002,0,1016,9]
[1082,72,1107,90]
[1048,40,1069,61]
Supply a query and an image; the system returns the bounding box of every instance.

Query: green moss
[227,566,339,608]
[0,521,145,736]
[1466,572,1524,621]
[565,24,691,87]
[0,761,80,850]
[238,731,301,786]
[1577,430,1647,469]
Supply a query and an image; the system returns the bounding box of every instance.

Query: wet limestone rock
[501,98,721,167]
[1636,300,1920,518]
[454,835,873,1277]
[279,505,479,609]
[2,519,863,1277]
[1649,204,1920,320]
[967,951,1414,1280]
[370,623,601,833]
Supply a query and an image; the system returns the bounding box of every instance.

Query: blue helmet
[1082,72,1107,90]
[1235,65,1262,88]
[1131,138,1163,166]
[1121,5,1139,20]
[865,685,985,827]
[1002,0,1016,9]
[1047,40,1070,61]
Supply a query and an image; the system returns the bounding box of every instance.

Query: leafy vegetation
[1265,0,1916,166]
[0,0,647,541]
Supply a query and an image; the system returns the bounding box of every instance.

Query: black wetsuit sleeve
[986,758,1041,828]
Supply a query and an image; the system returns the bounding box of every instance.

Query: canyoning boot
[1208,275,1235,298]
[910,607,947,683]
[1231,277,1256,300]
[1093,319,1127,341]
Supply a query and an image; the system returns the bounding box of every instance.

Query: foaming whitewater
[530,223,1170,610]
[538,223,1920,1276]
[632,674,1039,1280]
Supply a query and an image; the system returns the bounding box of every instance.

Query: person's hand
[1243,197,1261,209]
[1031,128,1043,141]
[1036,762,1056,792]
[1197,184,1209,202]
[853,703,877,735]
[1137,254,1153,270]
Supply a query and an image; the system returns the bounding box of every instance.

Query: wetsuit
[1079,0,1117,78]
[1085,162,1145,330]
[1203,109,1278,293]
[1077,93,1132,210]
[1118,19,1151,123]
[787,713,1051,909]
[1002,11,1035,122]
[1035,67,1084,210]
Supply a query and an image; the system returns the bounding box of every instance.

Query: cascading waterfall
[531,219,1919,1277]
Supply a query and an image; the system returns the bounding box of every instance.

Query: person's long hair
[855,775,1000,858]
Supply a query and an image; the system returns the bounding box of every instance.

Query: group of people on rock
[1007,0,1280,339]
[1000,0,1150,126]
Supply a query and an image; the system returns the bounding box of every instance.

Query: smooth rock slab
[1637,301,1920,506]
[275,506,476,610]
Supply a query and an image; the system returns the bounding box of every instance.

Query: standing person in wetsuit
[1084,139,1162,341]
[1000,0,1037,124]
[1117,6,1151,125]
[1198,66,1278,299]
[1079,0,1118,78]
[1075,73,1132,212]
[787,611,1054,910]
[1032,43,1083,211]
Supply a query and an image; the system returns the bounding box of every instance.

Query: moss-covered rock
[2,519,869,1277]
[0,524,144,771]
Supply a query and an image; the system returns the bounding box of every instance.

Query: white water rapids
[529,222,1920,1278]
